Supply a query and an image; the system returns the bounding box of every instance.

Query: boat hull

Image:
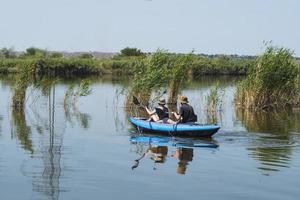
[129,117,220,137]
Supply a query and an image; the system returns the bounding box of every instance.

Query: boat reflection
[130,134,218,175]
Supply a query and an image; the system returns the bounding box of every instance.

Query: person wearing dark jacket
[145,98,175,123]
[173,96,197,123]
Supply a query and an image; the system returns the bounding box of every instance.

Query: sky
[0,0,299,56]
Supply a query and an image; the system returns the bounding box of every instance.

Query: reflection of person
[145,98,175,124]
[173,96,197,123]
[172,148,194,175]
[147,146,168,163]
[132,146,168,170]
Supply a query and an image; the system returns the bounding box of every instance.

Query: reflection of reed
[236,108,298,175]
[64,98,91,129]
[11,105,33,154]
[33,86,63,200]
[0,115,3,134]
[248,147,291,174]
[0,115,2,171]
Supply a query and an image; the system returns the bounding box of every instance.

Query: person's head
[158,98,166,106]
[179,96,189,104]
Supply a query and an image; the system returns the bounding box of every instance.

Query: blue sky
[0,0,299,56]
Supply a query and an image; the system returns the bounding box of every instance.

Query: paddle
[132,95,173,114]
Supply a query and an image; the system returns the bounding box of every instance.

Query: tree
[25,47,46,58]
[78,53,93,59]
[120,47,144,57]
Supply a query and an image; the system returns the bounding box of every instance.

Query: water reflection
[1,75,300,199]
[0,115,2,171]
[10,84,65,200]
[32,86,63,200]
[0,114,3,134]
[11,106,33,154]
[236,108,300,175]
[130,134,217,175]
[64,102,91,129]
[172,148,194,175]
[8,79,97,199]
[131,145,194,175]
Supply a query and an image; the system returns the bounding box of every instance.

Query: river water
[0,75,299,200]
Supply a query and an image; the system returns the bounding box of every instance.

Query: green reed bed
[191,56,254,76]
[0,55,255,77]
[0,57,137,76]
[130,50,193,104]
[236,46,300,110]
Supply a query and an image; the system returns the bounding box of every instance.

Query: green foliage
[236,45,299,109]
[0,46,256,76]
[206,82,225,123]
[0,55,253,77]
[78,53,93,59]
[77,80,93,96]
[207,83,224,110]
[120,47,144,57]
[25,47,46,58]
[0,57,137,76]
[131,50,194,104]
[132,50,171,93]
[191,55,254,76]
[0,47,16,58]
[49,52,63,58]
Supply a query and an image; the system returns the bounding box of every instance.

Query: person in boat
[172,96,197,123]
[145,98,175,123]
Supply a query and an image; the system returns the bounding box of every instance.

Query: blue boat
[129,117,220,137]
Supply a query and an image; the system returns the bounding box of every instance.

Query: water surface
[0,75,299,200]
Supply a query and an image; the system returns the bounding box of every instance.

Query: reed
[235,46,299,110]
[206,83,224,124]
[0,54,255,76]
[131,50,193,106]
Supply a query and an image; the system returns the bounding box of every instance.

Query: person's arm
[172,111,181,120]
[173,106,183,121]
[145,107,156,116]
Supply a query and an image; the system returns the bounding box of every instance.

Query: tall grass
[205,83,224,124]
[130,50,193,105]
[235,46,299,110]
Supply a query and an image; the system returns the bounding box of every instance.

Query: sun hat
[179,96,189,103]
[158,98,166,105]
